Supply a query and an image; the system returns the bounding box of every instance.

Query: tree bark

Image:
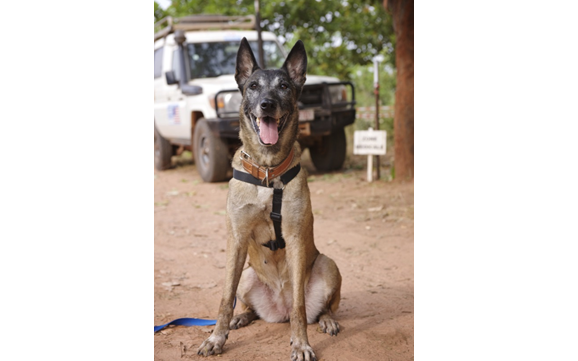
[384,0,414,181]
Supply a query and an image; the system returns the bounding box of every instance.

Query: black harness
[232,164,301,251]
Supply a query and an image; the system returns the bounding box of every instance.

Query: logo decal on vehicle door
[167,104,181,125]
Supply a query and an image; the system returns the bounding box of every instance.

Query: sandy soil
[154,151,414,360]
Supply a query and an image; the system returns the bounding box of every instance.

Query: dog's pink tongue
[259,117,278,145]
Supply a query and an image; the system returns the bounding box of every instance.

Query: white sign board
[353,130,387,155]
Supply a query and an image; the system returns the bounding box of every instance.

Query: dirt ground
[154,150,414,361]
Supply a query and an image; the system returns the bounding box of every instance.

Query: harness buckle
[240,150,252,161]
[270,211,282,222]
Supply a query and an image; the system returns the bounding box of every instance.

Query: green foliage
[350,62,396,108]
[154,0,395,80]
[262,0,395,80]
[349,59,395,142]
[154,1,168,23]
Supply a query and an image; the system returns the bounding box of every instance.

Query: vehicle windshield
[186,40,285,79]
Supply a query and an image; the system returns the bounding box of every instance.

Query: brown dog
[197,38,342,361]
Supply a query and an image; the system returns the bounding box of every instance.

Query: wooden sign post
[353,128,387,182]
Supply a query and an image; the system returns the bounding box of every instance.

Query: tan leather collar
[240,148,295,187]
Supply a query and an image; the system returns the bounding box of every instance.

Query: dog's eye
[250,83,258,90]
[280,83,288,90]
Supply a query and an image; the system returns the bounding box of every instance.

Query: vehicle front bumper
[206,108,355,140]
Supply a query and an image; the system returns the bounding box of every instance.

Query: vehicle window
[250,41,285,69]
[186,41,284,79]
[154,47,164,79]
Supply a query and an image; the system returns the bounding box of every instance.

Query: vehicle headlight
[329,85,347,104]
[328,85,349,109]
[221,91,242,113]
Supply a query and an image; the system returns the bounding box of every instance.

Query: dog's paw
[318,317,340,336]
[229,315,247,329]
[197,333,227,357]
[290,343,317,361]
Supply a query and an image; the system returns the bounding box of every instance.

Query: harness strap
[232,164,301,251]
[265,188,285,251]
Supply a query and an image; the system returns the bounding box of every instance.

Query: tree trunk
[384,0,414,181]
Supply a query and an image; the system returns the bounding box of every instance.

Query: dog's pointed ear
[282,40,307,89]
[235,38,260,92]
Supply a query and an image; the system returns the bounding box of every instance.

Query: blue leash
[154,297,236,334]
[154,317,216,333]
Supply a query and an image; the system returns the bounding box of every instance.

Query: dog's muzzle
[249,113,288,146]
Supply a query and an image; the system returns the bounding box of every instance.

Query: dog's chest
[229,185,275,237]
[252,185,289,245]
[251,181,286,215]
[255,186,274,212]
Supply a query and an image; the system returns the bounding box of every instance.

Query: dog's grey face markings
[246,74,290,118]
[240,70,298,146]
[235,37,307,150]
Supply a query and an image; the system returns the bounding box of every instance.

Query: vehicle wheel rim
[200,136,210,166]
[154,133,160,159]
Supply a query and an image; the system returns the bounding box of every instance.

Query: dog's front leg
[197,228,248,357]
[287,244,316,361]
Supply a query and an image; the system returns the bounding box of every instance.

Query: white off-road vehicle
[154,15,356,182]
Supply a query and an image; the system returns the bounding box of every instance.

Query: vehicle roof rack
[154,15,256,42]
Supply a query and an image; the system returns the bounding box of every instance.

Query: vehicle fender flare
[199,117,223,138]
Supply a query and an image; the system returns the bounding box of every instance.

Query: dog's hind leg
[230,308,259,329]
[318,311,340,336]
[306,254,342,337]
[317,286,341,336]
[229,288,259,330]
[316,286,341,336]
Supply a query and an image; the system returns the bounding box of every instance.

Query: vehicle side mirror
[181,84,203,96]
[165,70,178,85]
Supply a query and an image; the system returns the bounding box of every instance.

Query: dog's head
[235,38,307,161]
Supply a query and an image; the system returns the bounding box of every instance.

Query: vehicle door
[154,43,189,141]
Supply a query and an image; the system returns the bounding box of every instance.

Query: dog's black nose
[260,99,276,111]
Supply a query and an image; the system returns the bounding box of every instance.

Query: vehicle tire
[154,124,173,170]
[193,118,230,182]
[310,127,347,172]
